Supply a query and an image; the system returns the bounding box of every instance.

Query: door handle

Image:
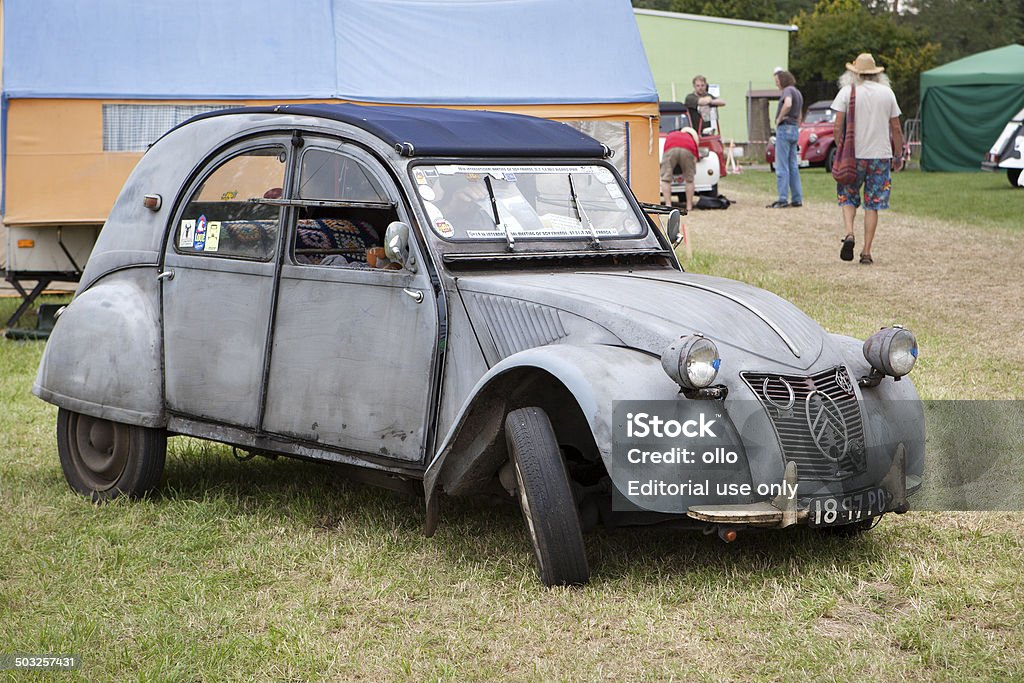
[403,288,424,304]
[157,270,175,281]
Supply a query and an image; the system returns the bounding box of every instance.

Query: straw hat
[846,53,884,75]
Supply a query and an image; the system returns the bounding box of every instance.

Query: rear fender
[33,269,165,427]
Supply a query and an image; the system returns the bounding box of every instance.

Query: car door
[162,139,290,428]
[260,141,439,462]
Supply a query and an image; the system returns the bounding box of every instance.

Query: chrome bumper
[686,443,914,528]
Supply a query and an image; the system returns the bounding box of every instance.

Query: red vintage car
[766,100,836,172]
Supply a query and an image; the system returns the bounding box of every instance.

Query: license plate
[798,159,810,167]
[808,487,889,527]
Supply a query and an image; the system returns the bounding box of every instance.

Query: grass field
[727,166,1024,234]
[1,177,1022,680]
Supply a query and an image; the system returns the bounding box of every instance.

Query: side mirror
[666,209,682,247]
[384,221,417,273]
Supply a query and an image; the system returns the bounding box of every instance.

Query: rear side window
[175,147,287,260]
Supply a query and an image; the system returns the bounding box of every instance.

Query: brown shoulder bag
[831,86,858,184]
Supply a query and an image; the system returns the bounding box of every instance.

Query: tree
[789,0,939,116]
[901,0,1024,64]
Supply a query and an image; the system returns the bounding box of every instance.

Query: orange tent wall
[3,98,659,227]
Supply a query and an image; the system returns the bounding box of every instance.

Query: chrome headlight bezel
[661,335,721,390]
[863,326,918,378]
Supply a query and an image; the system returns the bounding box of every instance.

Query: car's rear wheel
[768,162,775,173]
[56,408,166,501]
[505,407,589,586]
[825,146,836,173]
[1009,168,1022,188]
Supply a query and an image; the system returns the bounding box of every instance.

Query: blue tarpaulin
[2,0,657,105]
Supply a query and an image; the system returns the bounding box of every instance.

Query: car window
[291,148,400,269]
[414,164,644,242]
[175,146,286,260]
[805,108,835,125]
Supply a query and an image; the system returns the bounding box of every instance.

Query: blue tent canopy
[175,104,611,158]
[2,0,657,105]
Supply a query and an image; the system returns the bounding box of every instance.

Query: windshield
[413,164,645,242]
[659,113,692,134]
[804,107,835,125]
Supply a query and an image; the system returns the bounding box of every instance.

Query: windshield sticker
[423,201,443,223]
[606,184,624,199]
[422,168,439,179]
[503,172,517,182]
[204,221,221,252]
[466,227,617,239]
[418,185,436,201]
[434,218,455,237]
[179,220,196,249]
[615,199,630,211]
[594,168,614,183]
[413,169,428,185]
[193,215,208,251]
[446,165,597,176]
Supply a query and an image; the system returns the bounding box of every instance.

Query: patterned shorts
[837,159,892,210]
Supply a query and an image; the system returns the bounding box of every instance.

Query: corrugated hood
[457,269,827,371]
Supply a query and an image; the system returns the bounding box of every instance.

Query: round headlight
[661,335,721,390]
[809,133,819,144]
[863,326,918,377]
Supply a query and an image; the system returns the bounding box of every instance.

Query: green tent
[920,44,1024,172]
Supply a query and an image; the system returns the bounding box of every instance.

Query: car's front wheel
[825,146,836,173]
[56,408,166,501]
[505,407,590,586]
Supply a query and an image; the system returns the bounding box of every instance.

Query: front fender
[33,268,165,428]
[423,344,680,533]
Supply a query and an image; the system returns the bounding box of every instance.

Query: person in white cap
[831,53,905,265]
[660,126,700,212]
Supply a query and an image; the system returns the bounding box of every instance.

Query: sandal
[859,253,873,265]
[840,235,855,261]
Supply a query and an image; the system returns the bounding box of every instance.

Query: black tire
[768,162,775,173]
[825,146,836,173]
[1009,168,1022,188]
[818,517,880,537]
[505,407,590,586]
[56,408,166,501]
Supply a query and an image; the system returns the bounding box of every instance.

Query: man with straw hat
[831,53,905,265]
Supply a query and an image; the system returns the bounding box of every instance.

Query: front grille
[742,367,866,479]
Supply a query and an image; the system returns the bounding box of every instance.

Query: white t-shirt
[831,80,902,159]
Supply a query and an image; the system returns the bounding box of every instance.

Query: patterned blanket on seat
[295,218,379,262]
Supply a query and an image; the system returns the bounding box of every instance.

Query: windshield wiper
[483,175,515,251]
[568,175,602,249]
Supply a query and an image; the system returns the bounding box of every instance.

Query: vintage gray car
[34,104,924,586]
